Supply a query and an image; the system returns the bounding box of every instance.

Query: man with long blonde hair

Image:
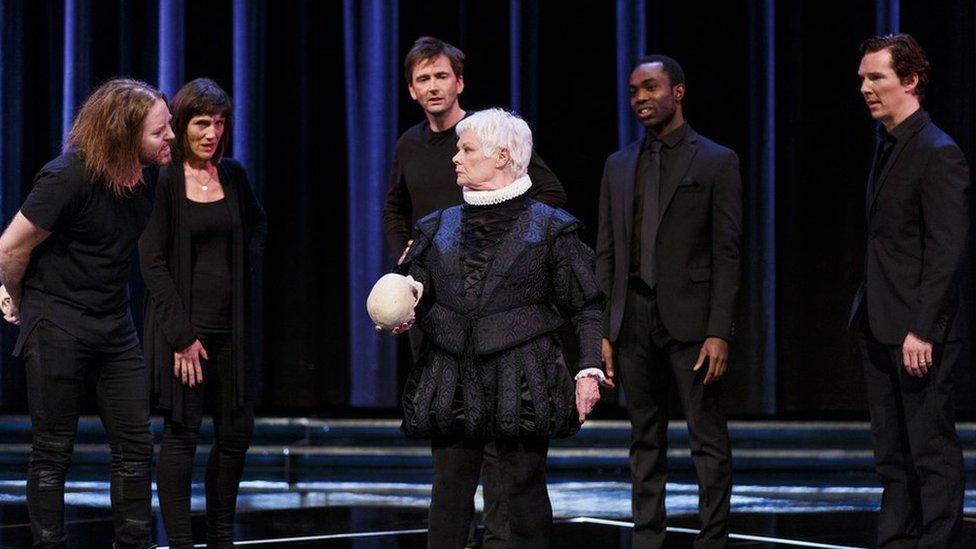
[0,78,173,549]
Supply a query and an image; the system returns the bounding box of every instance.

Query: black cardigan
[139,159,267,421]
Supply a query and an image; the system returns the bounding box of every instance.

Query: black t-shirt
[186,197,233,331]
[14,152,154,354]
[382,117,567,261]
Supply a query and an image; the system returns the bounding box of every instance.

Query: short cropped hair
[861,34,930,99]
[404,36,465,83]
[170,78,232,164]
[635,54,686,87]
[456,109,533,179]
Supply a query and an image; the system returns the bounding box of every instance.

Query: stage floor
[0,472,974,547]
[0,418,974,547]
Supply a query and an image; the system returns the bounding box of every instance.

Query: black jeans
[616,284,731,549]
[429,437,551,549]
[24,320,154,549]
[157,333,254,549]
[855,316,965,549]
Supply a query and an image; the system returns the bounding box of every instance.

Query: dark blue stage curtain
[343,0,399,407]
[509,0,540,125]
[509,0,523,113]
[745,0,777,413]
[876,0,899,35]
[615,0,645,149]
[62,0,91,138]
[233,0,266,390]
[0,2,15,406]
[158,0,184,99]
[0,0,67,408]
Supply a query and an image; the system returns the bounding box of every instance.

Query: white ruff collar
[462,174,532,206]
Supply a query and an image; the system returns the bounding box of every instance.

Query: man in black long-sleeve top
[383,37,566,547]
[851,34,970,549]
[596,55,741,548]
[383,36,565,263]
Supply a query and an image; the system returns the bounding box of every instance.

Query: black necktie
[869,135,893,202]
[640,140,662,288]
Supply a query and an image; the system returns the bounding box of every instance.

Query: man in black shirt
[0,79,174,549]
[596,55,741,548]
[852,34,969,548]
[383,36,566,262]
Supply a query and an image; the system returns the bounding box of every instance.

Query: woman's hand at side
[575,376,601,423]
[174,339,208,387]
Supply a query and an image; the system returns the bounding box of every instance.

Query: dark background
[0,0,974,419]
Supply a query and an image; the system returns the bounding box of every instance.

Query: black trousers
[157,333,254,549]
[410,327,508,547]
[428,437,550,549]
[24,320,154,549]
[616,284,731,549]
[477,442,508,548]
[855,315,965,549]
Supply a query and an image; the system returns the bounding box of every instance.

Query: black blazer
[850,110,970,345]
[139,159,267,421]
[596,125,742,343]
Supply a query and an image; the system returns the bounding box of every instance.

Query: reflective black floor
[1,418,975,547]
[0,504,898,548]
[2,478,975,548]
[4,506,976,548]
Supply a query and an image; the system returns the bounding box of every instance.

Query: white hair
[455,108,533,178]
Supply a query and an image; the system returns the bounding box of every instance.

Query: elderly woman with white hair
[382,108,608,547]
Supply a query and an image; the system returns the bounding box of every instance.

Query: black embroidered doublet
[398,197,603,440]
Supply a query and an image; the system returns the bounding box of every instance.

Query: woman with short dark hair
[139,78,266,549]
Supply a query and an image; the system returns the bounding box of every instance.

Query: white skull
[366,274,424,330]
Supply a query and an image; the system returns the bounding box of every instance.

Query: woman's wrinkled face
[452,131,503,190]
[185,113,225,162]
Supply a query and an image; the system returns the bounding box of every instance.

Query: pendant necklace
[189,166,213,191]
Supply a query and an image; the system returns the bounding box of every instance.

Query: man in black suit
[596,55,741,548]
[852,34,969,548]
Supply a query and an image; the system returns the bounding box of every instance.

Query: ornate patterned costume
[399,194,603,440]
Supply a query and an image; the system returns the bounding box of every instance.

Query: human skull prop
[366,274,424,330]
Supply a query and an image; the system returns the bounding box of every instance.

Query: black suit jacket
[850,110,970,345]
[596,125,742,343]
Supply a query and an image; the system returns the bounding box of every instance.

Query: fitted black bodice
[460,196,529,312]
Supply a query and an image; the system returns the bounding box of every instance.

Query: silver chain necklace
[187,165,215,192]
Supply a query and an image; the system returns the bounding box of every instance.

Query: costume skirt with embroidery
[401,332,579,440]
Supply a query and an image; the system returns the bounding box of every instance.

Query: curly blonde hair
[65,78,166,193]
